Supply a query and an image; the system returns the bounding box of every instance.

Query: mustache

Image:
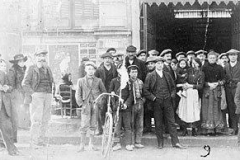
[38,59,46,62]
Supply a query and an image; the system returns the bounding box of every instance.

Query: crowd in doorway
[0,45,240,155]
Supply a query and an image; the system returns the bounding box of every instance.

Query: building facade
[1,0,239,84]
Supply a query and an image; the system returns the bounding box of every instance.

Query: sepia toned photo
[0,0,240,159]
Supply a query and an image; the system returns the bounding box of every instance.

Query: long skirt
[177,88,201,123]
[201,86,224,133]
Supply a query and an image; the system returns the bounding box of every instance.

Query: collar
[156,69,163,77]
[86,75,94,79]
[230,61,237,67]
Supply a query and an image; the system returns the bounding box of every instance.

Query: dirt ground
[1,143,240,160]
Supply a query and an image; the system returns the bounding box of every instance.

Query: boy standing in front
[125,65,145,151]
[76,61,106,152]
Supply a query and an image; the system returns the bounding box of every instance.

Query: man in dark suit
[125,45,147,82]
[144,57,186,149]
[225,49,240,135]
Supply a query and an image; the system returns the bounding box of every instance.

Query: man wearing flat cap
[186,50,196,66]
[112,52,124,67]
[22,50,54,147]
[144,56,157,133]
[225,49,240,135]
[175,52,186,61]
[78,57,89,78]
[160,49,175,81]
[95,52,117,135]
[148,50,159,57]
[218,53,229,67]
[196,50,208,67]
[8,54,29,142]
[137,50,147,62]
[144,57,186,149]
[125,45,147,82]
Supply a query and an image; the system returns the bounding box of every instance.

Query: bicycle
[94,92,123,159]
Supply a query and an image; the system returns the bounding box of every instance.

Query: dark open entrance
[140,1,240,56]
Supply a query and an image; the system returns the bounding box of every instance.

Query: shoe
[126,145,133,151]
[181,129,188,136]
[157,145,163,149]
[173,143,187,149]
[192,128,197,137]
[135,143,144,148]
[113,143,121,151]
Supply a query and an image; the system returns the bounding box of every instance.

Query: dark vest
[36,67,52,93]
[154,73,170,99]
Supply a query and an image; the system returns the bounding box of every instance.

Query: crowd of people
[0,45,240,155]
[77,46,240,152]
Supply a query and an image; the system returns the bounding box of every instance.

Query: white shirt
[129,60,134,65]
[230,61,237,67]
[156,70,163,78]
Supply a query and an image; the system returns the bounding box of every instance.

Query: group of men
[77,45,188,152]
[77,45,240,152]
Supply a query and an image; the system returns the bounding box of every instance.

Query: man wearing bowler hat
[8,54,29,142]
[95,52,117,135]
[225,49,240,135]
[22,50,54,147]
[125,45,147,82]
[144,57,186,149]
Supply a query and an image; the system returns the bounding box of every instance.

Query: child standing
[76,61,106,152]
[176,58,188,97]
[125,65,145,151]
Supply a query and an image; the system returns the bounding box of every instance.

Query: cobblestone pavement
[1,144,240,160]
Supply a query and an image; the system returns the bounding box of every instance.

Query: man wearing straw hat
[22,50,54,147]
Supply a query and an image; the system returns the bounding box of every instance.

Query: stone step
[18,116,238,147]
[18,130,238,147]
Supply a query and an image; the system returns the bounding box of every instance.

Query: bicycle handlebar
[94,93,123,104]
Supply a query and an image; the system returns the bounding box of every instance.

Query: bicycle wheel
[101,112,113,158]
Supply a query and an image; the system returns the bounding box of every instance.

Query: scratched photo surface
[0,0,240,159]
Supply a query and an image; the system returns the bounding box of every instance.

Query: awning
[140,0,239,9]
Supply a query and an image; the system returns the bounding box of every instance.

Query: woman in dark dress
[201,51,225,135]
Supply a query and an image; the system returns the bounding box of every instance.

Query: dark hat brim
[35,51,48,56]
[9,56,28,63]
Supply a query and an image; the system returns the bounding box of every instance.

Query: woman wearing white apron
[177,58,204,136]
